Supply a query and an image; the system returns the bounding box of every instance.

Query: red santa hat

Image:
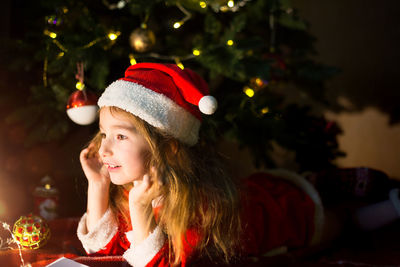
[98,63,217,145]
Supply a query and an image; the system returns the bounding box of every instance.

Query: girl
[77,63,323,266]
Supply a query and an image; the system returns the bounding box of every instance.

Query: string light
[57,52,64,58]
[216,0,250,12]
[75,81,85,90]
[243,86,255,97]
[108,31,120,41]
[199,1,207,8]
[173,3,192,29]
[173,21,183,29]
[129,54,137,65]
[44,29,57,39]
[44,184,51,190]
[226,39,234,46]
[254,78,263,86]
[175,58,184,69]
[261,107,269,114]
[192,49,201,56]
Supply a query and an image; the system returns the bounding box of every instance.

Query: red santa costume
[76,63,324,266]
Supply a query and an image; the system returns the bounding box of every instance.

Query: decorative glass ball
[129,27,156,53]
[12,214,50,249]
[66,89,98,125]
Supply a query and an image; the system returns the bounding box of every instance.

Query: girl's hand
[129,172,161,210]
[80,142,110,185]
[128,171,161,244]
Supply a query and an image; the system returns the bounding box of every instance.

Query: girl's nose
[99,139,113,157]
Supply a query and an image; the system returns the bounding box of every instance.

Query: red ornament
[66,89,98,125]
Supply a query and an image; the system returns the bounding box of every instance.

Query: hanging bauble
[12,214,50,249]
[66,89,98,125]
[129,27,156,53]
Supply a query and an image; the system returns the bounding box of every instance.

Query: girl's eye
[99,133,106,139]
[117,134,127,140]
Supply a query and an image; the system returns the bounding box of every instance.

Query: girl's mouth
[104,163,121,170]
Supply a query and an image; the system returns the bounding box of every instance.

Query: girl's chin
[110,176,131,186]
[110,175,142,186]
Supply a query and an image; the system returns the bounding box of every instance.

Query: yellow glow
[199,1,207,8]
[62,7,69,13]
[108,33,118,40]
[192,49,201,56]
[57,52,64,58]
[243,86,255,97]
[177,62,184,69]
[220,6,229,12]
[173,21,182,29]
[44,184,51,190]
[129,54,136,65]
[255,78,263,87]
[226,39,234,46]
[44,30,57,39]
[261,107,269,114]
[75,81,85,90]
[227,0,234,7]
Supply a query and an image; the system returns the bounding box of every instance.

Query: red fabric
[88,172,316,266]
[240,172,316,255]
[123,63,210,120]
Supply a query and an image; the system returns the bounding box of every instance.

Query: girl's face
[98,108,150,185]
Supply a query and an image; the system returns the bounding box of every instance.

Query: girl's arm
[80,143,111,231]
[128,174,157,244]
[123,173,166,267]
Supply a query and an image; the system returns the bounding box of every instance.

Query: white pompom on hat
[98,63,217,146]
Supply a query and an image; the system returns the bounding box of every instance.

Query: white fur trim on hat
[123,225,165,267]
[98,80,201,146]
[77,208,118,254]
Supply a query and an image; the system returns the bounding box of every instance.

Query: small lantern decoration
[33,175,59,220]
[12,214,50,249]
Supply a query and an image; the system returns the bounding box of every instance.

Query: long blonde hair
[91,106,242,265]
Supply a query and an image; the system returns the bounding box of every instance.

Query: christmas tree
[3,0,344,172]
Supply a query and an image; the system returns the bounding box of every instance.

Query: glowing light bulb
[192,49,201,56]
[243,86,255,97]
[255,78,263,87]
[57,52,64,58]
[108,33,118,40]
[75,81,85,90]
[261,107,269,114]
[227,0,234,7]
[226,40,234,46]
[45,184,51,190]
[173,21,182,29]
[177,62,184,69]
[129,54,137,65]
[199,1,207,8]
[44,30,57,39]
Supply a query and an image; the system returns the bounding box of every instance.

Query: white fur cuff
[77,208,118,254]
[123,225,165,267]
